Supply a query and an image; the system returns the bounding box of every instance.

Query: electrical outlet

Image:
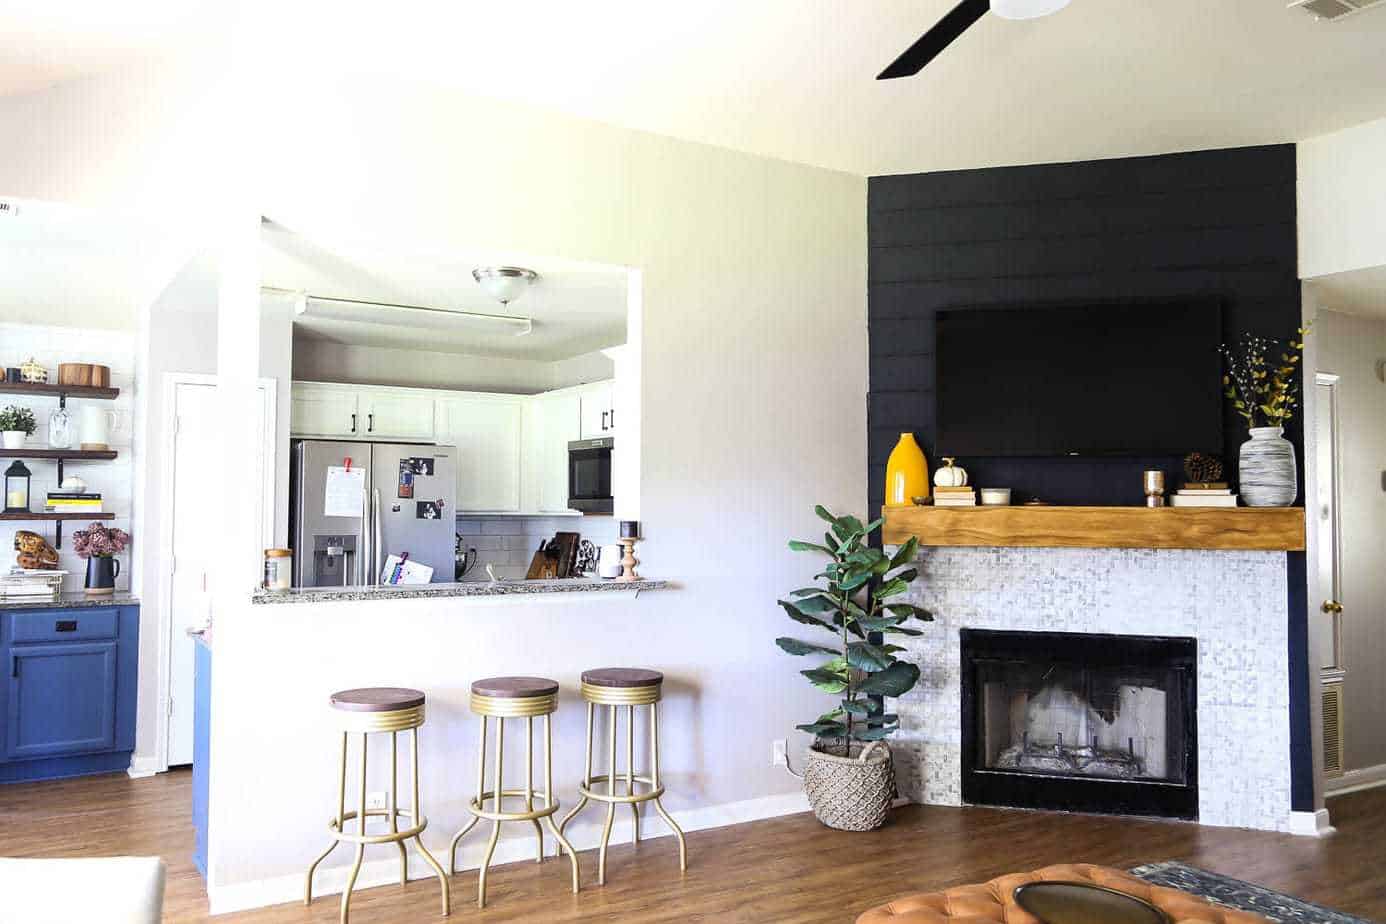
[772,739,788,767]
[366,791,388,811]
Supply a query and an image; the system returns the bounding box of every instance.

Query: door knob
[1321,600,1343,615]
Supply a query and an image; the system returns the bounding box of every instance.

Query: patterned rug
[1130,861,1375,924]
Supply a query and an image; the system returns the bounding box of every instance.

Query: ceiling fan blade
[877,0,990,80]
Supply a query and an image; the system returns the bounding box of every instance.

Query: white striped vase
[1239,426,1297,507]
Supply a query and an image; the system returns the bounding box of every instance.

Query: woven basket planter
[798,741,895,831]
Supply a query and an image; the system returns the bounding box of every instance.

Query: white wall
[1299,116,1386,280]
[1314,308,1386,774]
[291,339,616,394]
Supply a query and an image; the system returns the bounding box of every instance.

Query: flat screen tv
[936,300,1224,457]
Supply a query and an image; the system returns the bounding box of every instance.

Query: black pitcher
[84,556,119,596]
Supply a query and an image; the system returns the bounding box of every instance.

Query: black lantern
[4,460,31,513]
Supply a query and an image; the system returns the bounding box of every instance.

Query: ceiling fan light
[990,0,1071,20]
[472,266,538,305]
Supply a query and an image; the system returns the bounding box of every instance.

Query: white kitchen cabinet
[357,390,436,441]
[579,381,616,439]
[290,383,360,437]
[530,390,582,512]
[436,395,524,511]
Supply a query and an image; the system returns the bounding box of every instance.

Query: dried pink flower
[72,523,130,559]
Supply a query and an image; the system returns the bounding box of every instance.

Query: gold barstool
[305,687,450,923]
[559,668,687,885]
[448,676,580,908]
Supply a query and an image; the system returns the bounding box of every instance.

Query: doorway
[160,375,276,768]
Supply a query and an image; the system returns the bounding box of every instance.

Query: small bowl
[979,487,1012,506]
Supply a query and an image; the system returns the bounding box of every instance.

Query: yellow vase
[885,433,929,507]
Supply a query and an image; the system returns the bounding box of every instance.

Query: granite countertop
[0,592,140,611]
[250,578,669,605]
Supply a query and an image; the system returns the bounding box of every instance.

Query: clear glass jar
[263,548,293,591]
[47,407,75,449]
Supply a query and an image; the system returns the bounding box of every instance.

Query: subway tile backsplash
[454,516,620,581]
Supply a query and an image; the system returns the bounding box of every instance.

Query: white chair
[0,856,165,924]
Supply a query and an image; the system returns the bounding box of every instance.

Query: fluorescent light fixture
[472,266,538,305]
[991,0,1071,19]
[296,294,533,336]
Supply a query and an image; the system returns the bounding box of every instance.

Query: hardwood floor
[2,770,1383,922]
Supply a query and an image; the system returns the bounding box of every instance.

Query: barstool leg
[448,715,485,874]
[305,730,349,905]
[649,701,687,872]
[407,726,451,916]
[390,731,407,886]
[526,715,543,862]
[542,712,581,893]
[597,704,618,885]
[558,701,594,838]
[627,703,640,843]
[339,732,369,923]
[477,717,505,908]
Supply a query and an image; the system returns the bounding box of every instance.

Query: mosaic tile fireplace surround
[889,546,1293,832]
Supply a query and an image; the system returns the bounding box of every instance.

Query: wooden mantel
[881,505,1305,552]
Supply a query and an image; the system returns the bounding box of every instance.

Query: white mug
[80,407,118,448]
[598,544,623,579]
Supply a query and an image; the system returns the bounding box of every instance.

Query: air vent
[1290,0,1386,21]
[1322,681,1344,777]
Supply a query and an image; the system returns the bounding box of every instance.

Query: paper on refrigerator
[324,465,367,518]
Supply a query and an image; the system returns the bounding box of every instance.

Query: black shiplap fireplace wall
[866,144,1302,511]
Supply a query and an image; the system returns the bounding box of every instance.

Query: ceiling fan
[877,0,1071,80]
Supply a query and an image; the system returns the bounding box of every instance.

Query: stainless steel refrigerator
[290,440,457,587]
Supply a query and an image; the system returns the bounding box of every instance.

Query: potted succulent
[776,505,929,831]
[72,522,130,596]
[0,405,37,449]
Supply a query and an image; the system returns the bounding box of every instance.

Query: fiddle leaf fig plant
[777,505,930,755]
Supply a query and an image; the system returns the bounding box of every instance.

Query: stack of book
[45,492,103,513]
[1170,483,1237,507]
[933,486,977,507]
[0,569,67,599]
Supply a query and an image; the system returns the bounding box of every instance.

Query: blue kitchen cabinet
[0,604,139,782]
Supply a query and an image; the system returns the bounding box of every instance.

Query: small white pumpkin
[933,457,969,488]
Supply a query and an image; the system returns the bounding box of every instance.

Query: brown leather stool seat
[581,668,663,688]
[470,677,560,698]
[330,687,426,712]
[856,864,1267,924]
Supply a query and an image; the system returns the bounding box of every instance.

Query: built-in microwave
[568,438,613,514]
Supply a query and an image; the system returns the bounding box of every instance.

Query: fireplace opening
[961,629,1197,819]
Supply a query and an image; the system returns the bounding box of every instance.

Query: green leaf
[778,600,835,633]
[846,642,893,671]
[863,516,885,536]
[883,626,924,637]
[856,661,920,697]
[792,594,839,615]
[775,637,839,657]
[886,603,934,622]
[856,615,904,632]
[850,726,896,741]
[788,587,827,598]
[796,721,847,738]
[788,539,833,555]
[830,612,866,639]
[838,570,873,593]
[800,668,847,694]
[840,699,874,716]
[862,713,899,726]
[815,709,846,724]
[814,505,838,524]
[887,567,918,585]
[875,577,908,598]
[838,514,865,536]
[889,536,919,569]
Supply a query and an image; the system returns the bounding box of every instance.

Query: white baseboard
[126,756,161,779]
[1286,808,1335,837]
[1324,762,1386,797]
[207,790,810,915]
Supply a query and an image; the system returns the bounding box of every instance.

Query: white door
[579,382,615,440]
[1313,374,1346,781]
[291,384,358,437]
[437,396,523,511]
[166,380,271,766]
[359,390,436,441]
[536,392,582,512]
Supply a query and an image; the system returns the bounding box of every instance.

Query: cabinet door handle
[368,413,374,433]
[609,408,614,429]
[601,411,608,431]
[351,413,358,433]
[11,657,17,679]
[55,620,77,632]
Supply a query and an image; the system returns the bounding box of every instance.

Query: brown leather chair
[857,864,1267,924]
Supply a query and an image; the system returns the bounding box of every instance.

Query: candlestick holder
[1143,469,1167,508]
[615,537,640,583]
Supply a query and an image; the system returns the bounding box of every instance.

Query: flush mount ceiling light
[295,293,533,337]
[990,0,1070,19]
[472,266,538,306]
